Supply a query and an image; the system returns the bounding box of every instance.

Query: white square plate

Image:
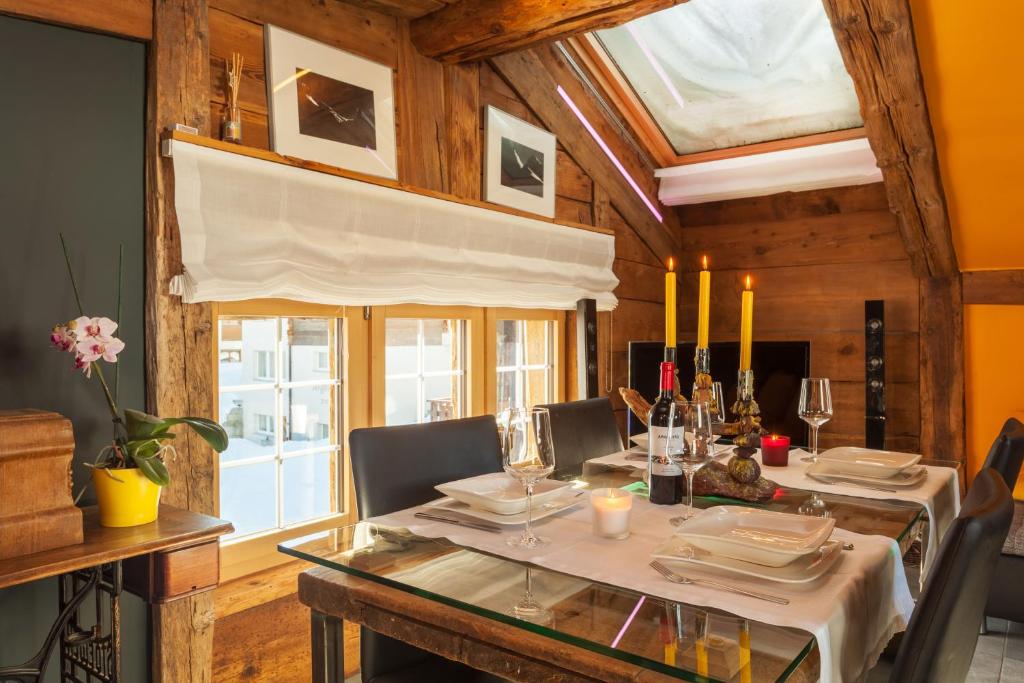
[673,506,835,567]
[652,536,843,584]
[424,491,584,526]
[807,462,926,488]
[435,473,572,515]
[816,447,921,478]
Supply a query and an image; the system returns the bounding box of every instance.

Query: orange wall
[912,2,1024,496]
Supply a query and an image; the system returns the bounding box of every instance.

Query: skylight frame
[565,33,866,169]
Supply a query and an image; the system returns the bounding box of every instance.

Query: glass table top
[280,459,931,682]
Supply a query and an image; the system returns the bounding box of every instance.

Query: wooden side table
[0,505,232,683]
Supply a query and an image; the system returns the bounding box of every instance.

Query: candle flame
[702,254,708,270]
[667,257,675,272]
[744,274,752,290]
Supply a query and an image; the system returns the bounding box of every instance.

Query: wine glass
[509,566,553,624]
[798,378,832,517]
[670,401,714,525]
[799,378,833,463]
[502,407,556,548]
[710,381,726,426]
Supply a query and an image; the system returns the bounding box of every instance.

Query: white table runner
[370,496,914,683]
[589,447,960,572]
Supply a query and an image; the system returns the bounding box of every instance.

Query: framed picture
[265,25,397,179]
[484,106,557,217]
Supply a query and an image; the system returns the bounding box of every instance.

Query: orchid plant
[51,235,227,488]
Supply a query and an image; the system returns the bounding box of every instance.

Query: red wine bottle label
[648,426,683,475]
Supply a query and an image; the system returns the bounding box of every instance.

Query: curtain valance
[166,140,618,311]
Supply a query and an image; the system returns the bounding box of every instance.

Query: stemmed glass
[799,378,833,463]
[670,401,714,525]
[798,378,832,517]
[502,407,556,548]
[509,566,553,624]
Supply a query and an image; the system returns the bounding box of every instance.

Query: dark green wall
[0,14,147,681]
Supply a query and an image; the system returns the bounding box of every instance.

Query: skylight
[595,0,863,155]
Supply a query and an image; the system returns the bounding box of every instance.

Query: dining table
[280,452,960,683]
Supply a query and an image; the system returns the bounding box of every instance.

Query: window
[495,319,556,413]
[384,317,467,426]
[217,316,343,542]
[254,350,275,381]
[578,0,863,162]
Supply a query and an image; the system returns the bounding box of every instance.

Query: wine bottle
[647,361,683,505]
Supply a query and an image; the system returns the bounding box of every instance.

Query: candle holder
[691,347,722,420]
[730,369,764,450]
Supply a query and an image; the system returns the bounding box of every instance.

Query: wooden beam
[0,0,152,40]
[919,275,966,466]
[490,46,679,265]
[822,0,957,279]
[411,0,686,63]
[963,270,1024,305]
[147,1,217,681]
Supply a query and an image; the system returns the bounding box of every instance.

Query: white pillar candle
[591,488,634,539]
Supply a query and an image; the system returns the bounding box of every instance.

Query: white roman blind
[165,139,618,311]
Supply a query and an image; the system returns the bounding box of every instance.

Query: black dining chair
[349,415,507,683]
[980,417,1024,625]
[888,468,1013,682]
[538,397,623,471]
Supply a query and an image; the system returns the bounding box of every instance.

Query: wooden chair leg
[311,611,345,683]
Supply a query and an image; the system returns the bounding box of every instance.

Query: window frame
[485,308,566,414]
[213,299,368,581]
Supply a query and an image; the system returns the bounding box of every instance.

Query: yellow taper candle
[739,275,754,371]
[739,620,752,683]
[697,255,711,348]
[665,257,677,347]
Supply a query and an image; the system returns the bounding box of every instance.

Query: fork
[649,561,790,605]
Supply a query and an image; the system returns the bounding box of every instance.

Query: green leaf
[133,454,170,487]
[124,408,171,439]
[162,417,229,452]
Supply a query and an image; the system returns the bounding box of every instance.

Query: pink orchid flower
[71,316,118,342]
[76,336,126,364]
[50,324,76,352]
[73,354,93,378]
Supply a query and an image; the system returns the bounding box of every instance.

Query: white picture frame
[484,106,557,217]
[265,25,397,179]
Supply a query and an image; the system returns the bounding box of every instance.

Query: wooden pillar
[146,1,215,681]
[443,62,481,200]
[919,275,966,467]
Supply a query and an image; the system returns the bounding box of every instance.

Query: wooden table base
[298,567,820,683]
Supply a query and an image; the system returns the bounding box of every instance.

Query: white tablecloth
[370,495,914,683]
[589,447,961,572]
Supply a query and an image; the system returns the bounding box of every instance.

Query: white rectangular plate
[435,473,572,515]
[652,536,843,584]
[424,492,584,526]
[673,506,835,567]
[807,462,926,488]
[816,447,921,478]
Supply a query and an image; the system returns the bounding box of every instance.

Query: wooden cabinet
[124,540,220,603]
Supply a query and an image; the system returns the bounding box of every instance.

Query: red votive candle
[761,434,791,467]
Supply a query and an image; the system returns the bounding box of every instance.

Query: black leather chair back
[350,415,503,518]
[538,398,623,471]
[982,417,1024,490]
[349,415,503,682]
[890,468,1013,683]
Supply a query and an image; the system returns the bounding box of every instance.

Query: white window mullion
[275,317,285,531]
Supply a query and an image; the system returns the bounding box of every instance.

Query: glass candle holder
[761,434,791,467]
[590,488,633,539]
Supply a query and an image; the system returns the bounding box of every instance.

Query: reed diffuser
[222,52,244,143]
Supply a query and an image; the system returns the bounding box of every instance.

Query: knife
[413,511,503,533]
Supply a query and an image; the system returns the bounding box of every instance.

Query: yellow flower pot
[92,467,161,527]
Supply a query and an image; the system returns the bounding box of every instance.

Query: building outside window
[496,319,555,413]
[384,318,466,426]
[217,316,342,541]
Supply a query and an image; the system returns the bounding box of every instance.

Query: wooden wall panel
[0,0,151,39]
[677,184,922,452]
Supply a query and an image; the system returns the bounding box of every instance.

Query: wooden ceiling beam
[411,0,686,63]
[822,0,957,279]
[490,45,680,266]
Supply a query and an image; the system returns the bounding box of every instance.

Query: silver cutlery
[649,560,790,605]
[806,472,901,492]
[414,511,502,533]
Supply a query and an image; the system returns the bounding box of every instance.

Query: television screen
[627,341,811,446]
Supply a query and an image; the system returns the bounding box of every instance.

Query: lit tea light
[591,488,634,539]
